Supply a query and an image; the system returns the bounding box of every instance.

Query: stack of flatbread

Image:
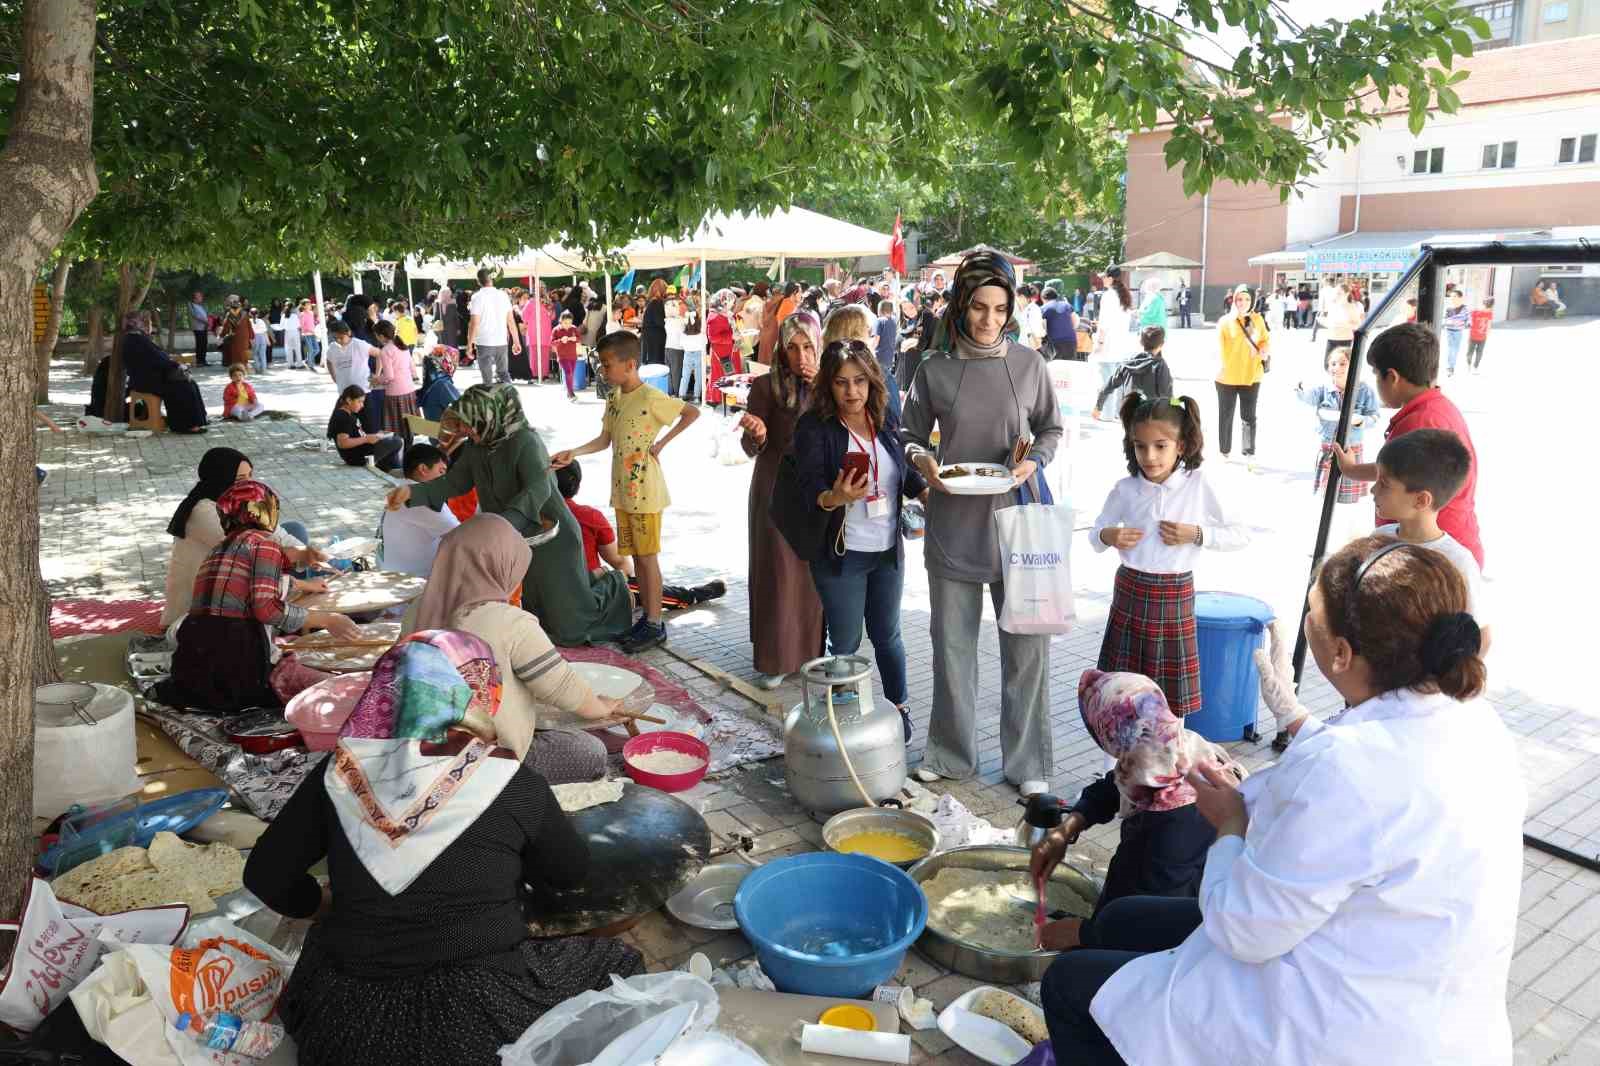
[50,832,245,915]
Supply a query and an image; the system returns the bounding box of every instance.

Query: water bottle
[174,1010,285,1058]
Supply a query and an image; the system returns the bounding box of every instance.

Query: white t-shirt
[1375,525,1485,624]
[282,312,301,346]
[664,308,686,350]
[843,433,901,553]
[327,337,374,393]
[380,486,461,577]
[1095,296,1132,364]
[469,285,514,346]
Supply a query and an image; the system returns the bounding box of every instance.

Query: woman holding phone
[792,339,928,742]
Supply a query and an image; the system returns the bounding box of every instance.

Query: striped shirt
[190,530,308,634]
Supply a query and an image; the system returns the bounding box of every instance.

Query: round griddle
[523,784,711,936]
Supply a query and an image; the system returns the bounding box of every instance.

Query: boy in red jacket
[552,311,582,401]
[1466,298,1493,373]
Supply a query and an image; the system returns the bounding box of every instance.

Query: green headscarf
[448,384,528,450]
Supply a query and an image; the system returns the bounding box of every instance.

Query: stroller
[584,346,612,401]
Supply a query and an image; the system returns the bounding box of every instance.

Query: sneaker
[1019,779,1051,799]
[913,767,945,784]
[754,672,787,690]
[621,619,666,654]
[896,704,913,744]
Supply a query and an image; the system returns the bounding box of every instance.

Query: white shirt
[1093,688,1524,1066]
[282,312,301,347]
[1021,302,1046,342]
[843,433,900,553]
[1375,525,1485,624]
[468,286,513,346]
[664,308,685,349]
[1094,295,1132,364]
[379,485,460,577]
[680,323,706,355]
[1090,468,1248,572]
[326,338,373,393]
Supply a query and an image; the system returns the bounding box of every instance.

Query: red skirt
[1098,566,1201,716]
[383,391,420,434]
[1314,441,1367,503]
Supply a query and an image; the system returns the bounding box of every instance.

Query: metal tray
[664,862,753,930]
[906,845,1100,984]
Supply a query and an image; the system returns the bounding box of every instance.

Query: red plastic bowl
[622,731,710,792]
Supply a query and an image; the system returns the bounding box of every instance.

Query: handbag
[1238,313,1271,373]
[994,501,1076,635]
[768,451,834,562]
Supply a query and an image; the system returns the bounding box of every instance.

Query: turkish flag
[889,212,906,276]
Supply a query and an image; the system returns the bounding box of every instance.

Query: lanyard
[843,423,879,495]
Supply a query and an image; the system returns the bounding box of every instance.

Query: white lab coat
[1092,687,1524,1066]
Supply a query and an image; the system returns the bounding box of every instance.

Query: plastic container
[1188,591,1274,743]
[622,731,710,792]
[734,852,927,998]
[285,672,370,751]
[37,788,229,877]
[640,364,671,391]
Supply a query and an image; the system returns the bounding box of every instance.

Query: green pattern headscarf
[448,383,528,450]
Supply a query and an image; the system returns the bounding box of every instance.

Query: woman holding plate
[901,250,1063,798]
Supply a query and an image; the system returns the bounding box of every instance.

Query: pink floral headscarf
[1077,669,1245,813]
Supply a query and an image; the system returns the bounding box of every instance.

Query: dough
[553,778,627,812]
[923,868,1095,954]
[628,750,705,774]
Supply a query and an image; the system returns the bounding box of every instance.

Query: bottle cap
[175,1012,192,1030]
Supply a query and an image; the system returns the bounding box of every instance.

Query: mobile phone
[841,452,870,482]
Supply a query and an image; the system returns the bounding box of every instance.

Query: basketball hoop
[375,261,398,290]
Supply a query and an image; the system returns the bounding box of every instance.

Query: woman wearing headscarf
[738,311,826,689]
[1092,267,1135,407]
[119,311,210,433]
[1032,670,1244,952]
[405,515,622,782]
[243,630,643,1066]
[218,295,252,368]
[902,250,1063,798]
[639,278,668,367]
[1039,537,1521,1066]
[385,385,631,646]
[158,480,358,712]
[161,447,324,628]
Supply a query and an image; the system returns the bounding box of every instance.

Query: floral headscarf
[774,310,821,410]
[215,479,279,535]
[1077,669,1245,813]
[448,383,527,449]
[327,629,517,896]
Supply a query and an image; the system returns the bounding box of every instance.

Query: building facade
[1123,33,1600,320]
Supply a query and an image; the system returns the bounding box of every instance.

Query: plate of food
[936,462,1017,496]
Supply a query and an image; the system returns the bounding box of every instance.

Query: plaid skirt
[1098,566,1201,716]
[1313,440,1367,502]
[383,390,420,434]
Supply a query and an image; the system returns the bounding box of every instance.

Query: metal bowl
[821,807,940,869]
[664,862,753,930]
[906,845,1101,984]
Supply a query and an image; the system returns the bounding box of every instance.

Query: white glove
[1255,620,1309,732]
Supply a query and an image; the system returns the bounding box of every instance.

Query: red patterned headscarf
[215,479,280,535]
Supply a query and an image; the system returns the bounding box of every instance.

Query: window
[1466,1,1519,47]
[1544,2,1569,22]
[1481,141,1517,169]
[1411,147,1444,174]
[1558,134,1597,164]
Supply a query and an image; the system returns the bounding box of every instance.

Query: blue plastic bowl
[734,852,928,998]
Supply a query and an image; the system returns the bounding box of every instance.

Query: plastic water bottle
[174,1010,284,1058]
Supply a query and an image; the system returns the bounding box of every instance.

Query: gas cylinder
[783,655,907,817]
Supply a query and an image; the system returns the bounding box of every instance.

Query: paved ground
[35,312,1600,1063]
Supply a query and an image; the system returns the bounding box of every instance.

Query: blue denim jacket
[792,410,927,572]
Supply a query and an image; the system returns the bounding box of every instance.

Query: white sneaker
[1019,779,1051,799]
[913,767,945,784]
[754,672,787,691]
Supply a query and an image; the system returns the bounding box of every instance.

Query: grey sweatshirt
[902,343,1063,583]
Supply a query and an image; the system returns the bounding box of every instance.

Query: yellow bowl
[818,1004,877,1032]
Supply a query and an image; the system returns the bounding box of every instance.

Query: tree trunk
[0,0,99,928]
[82,303,102,376]
[165,294,177,352]
[32,257,69,403]
[129,257,156,312]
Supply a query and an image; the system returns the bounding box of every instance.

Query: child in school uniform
[222,364,266,421]
[1090,394,1249,716]
[370,319,419,442]
[1296,343,1378,506]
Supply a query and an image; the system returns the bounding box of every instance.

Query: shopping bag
[994,504,1076,635]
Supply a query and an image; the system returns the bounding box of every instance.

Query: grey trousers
[924,572,1053,787]
[525,728,608,785]
[477,343,510,385]
[664,347,685,396]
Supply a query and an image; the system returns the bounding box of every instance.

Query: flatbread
[552,778,626,812]
[49,847,151,903]
[51,847,216,916]
[146,831,245,899]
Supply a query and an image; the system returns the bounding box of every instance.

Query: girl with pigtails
[1090,393,1250,717]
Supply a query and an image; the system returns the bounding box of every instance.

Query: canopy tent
[927,243,1035,270]
[617,206,895,269]
[403,244,599,283]
[1118,251,1202,270]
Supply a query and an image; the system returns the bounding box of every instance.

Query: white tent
[618,206,894,268]
[404,243,599,283]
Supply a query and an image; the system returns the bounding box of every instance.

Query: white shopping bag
[994,504,1076,635]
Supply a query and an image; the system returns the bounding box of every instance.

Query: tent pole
[699,255,708,402]
[351,270,362,296]
[604,271,613,315]
[312,271,325,345]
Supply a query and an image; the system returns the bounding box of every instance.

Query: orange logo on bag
[168,937,281,1017]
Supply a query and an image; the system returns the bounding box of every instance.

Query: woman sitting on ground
[403,514,623,782]
[158,480,359,713]
[1040,535,1522,1066]
[120,310,209,433]
[160,447,325,630]
[243,629,642,1066]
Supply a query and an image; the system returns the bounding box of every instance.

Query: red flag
[889,212,907,275]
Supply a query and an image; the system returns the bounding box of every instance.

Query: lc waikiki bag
[993,501,1076,635]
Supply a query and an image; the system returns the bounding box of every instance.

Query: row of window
[1410,133,1598,174]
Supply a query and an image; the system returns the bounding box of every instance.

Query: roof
[927,244,1035,268]
[1247,225,1600,269]
[1119,251,1202,269]
[1378,33,1600,114]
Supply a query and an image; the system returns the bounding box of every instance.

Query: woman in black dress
[120,311,210,433]
[639,277,668,366]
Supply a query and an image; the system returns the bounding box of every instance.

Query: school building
[1122,27,1600,323]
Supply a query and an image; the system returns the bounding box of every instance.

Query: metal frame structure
[1288,238,1599,870]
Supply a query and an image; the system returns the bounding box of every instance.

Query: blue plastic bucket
[1188,592,1274,743]
[640,364,670,390]
[734,852,927,998]
[570,358,588,391]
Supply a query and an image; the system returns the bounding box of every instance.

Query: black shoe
[621,619,666,654]
[898,705,913,744]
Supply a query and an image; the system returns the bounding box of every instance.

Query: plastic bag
[993,504,1076,635]
[710,415,750,467]
[499,972,732,1066]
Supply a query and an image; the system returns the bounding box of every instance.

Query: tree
[0,0,98,929]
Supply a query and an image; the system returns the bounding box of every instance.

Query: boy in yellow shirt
[553,331,699,652]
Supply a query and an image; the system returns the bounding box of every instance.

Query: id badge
[866,494,890,518]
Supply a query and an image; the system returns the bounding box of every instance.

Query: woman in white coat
[1038,534,1523,1066]
[1092,267,1134,419]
